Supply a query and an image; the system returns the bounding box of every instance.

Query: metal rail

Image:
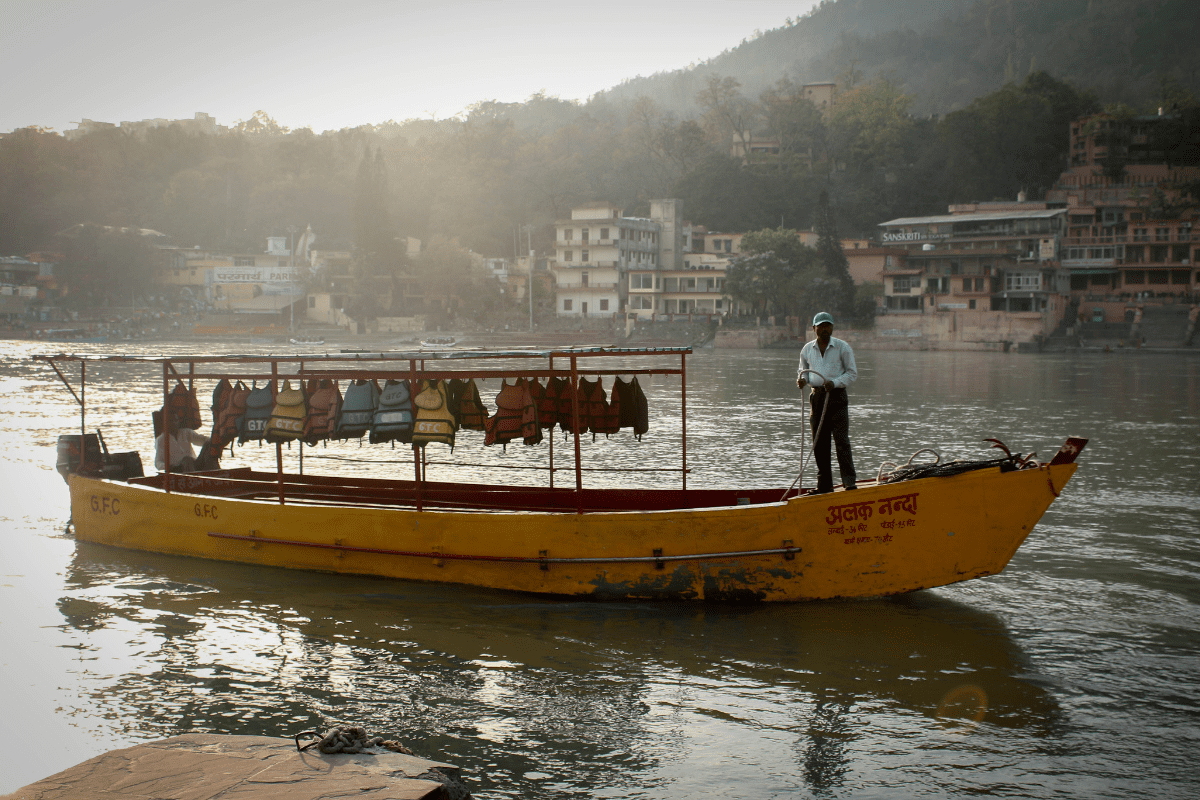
[207,531,799,563]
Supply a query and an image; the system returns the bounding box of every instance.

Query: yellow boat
[40,348,1086,602]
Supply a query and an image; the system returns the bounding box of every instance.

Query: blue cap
[812,312,835,326]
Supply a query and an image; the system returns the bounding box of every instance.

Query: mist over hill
[591,0,1199,118]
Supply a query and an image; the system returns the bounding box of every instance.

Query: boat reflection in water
[58,540,1063,796]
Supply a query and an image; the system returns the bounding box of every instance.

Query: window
[892,276,916,293]
[1156,227,1170,242]
[564,250,573,262]
[969,299,976,309]
[1005,273,1041,291]
[581,249,589,262]
[1148,270,1169,285]
[582,228,589,243]
[581,301,589,314]
[599,299,609,311]
[581,271,589,287]
[630,295,653,310]
[564,228,572,241]
[600,227,609,240]
[1124,270,1145,284]
[563,299,573,311]
[1150,245,1168,262]
[308,296,316,308]
[631,273,653,289]
[234,257,255,266]
[1171,270,1190,285]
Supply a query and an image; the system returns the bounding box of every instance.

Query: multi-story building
[877,205,1067,314]
[1049,111,1200,300]
[554,200,683,318]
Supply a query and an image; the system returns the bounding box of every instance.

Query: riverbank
[2,734,470,800]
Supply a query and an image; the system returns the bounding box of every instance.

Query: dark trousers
[810,388,856,492]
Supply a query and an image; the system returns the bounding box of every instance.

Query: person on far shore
[796,311,858,493]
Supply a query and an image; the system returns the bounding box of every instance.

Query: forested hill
[593,0,1200,117]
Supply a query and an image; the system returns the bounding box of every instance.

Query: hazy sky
[2,0,821,135]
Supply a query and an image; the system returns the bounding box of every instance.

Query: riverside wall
[715,311,1055,352]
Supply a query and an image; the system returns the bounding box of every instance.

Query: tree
[695,75,758,154]
[725,228,837,318]
[814,190,856,318]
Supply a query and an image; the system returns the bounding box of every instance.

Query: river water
[1,341,1197,799]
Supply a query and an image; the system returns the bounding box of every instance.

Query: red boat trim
[207,531,799,563]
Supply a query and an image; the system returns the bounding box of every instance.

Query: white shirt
[155,428,209,471]
[798,336,858,390]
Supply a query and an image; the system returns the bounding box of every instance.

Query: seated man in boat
[797,311,858,493]
[155,410,212,473]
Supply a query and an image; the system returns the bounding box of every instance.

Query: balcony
[556,282,618,291]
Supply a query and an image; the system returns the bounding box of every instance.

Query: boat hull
[68,462,1077,601]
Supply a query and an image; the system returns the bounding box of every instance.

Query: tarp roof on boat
[32,345,693,364]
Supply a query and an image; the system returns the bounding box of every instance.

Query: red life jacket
[594,379,620,436]
[485,378,542,447]
[577,377,609,437]
[452,378,487,431]
[557,378,585,435]
[538,376,566,430]
[168,381,203,430]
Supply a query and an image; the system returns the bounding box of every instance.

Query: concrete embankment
[3,734,471,800]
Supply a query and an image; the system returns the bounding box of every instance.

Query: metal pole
[162,361,171,493]
[571,355,583,514]
[273,361,284,505]
[681,352,687,490]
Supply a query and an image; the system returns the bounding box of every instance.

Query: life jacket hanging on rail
[612,376,649,440]
[484,378,541,448]
[412,379,457,449]
[167,381,203,430]
[336,379,380,440]
[537,376,566,430]
[214,381,251,453]
[557,377,584,436]
[577,377,609,440]
[303,379,342,445]
[238,381,276,444]
[593,378,621,437]
[449,378,487,431]
[266,379,308,444]
[370,379,414,444]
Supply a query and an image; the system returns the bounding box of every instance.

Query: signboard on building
[212,267,303,285]
[1039,238,1056,261]
[881,231,952,243]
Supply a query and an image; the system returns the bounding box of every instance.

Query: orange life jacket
[303,379,342,445]
[577,377,609,438]
[537,376,566,430]
[594,379,621,436]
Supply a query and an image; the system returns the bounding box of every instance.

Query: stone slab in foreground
[3,733,466,800]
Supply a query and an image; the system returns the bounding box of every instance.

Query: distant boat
[420,336,456,348]
[43,328,107,343]
[290,337,325,346]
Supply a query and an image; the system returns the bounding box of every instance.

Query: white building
[553,199,685,319]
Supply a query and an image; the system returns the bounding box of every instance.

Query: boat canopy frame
[34,346,694,514]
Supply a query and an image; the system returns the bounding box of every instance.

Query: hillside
[593,0,1200,117]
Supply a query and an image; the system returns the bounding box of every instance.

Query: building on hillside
[1047,111,1200,305]
[877,206,1067,314]
[731,82,838,162]
[64,112,225,140]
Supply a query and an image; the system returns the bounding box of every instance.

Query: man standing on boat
[797,311,858,493]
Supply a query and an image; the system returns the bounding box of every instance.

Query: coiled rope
[294,725,413,755]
